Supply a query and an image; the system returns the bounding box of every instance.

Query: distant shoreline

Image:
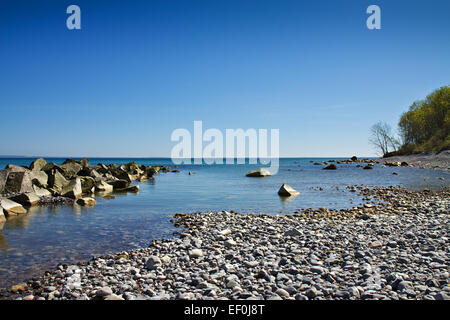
[380,150,450,171]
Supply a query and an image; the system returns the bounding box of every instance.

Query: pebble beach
[9,185,449,300]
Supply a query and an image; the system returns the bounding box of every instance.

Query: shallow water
[0,157,448,291]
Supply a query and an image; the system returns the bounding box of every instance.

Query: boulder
[323,164,337,170]
[95,180,113,193]
[47,170,69,192]
[350,156,358,161]
[9,192,40,206]
[4,171,34,194]
[0,209,5,223]
[61,178,82,199]
[125,185,139,193]
[29,158,47,171]
[363,165,373,170]
[0,199,27,215]
[110,168,133,182]
[33,185,52,197]
[80,176,95,193]
[0,170,7,194]
[5,164,28,172]
[60,161,83,179]
[80,158,90,168]
[107,179,130,190]
[76,197,96,206]
[278,184,300,197]
[147,167,161,176]
[42,163,64,174]
[29,170,48,187]
[245,168,271,177]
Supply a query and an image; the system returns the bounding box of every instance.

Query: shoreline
[380,150,450,171]
[4,185,449,300]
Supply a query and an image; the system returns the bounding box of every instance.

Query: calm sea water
[0,157,448,291]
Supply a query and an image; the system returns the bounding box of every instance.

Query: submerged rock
[76,197,96,206]
[323,164,337,170]
[246,168,271,177]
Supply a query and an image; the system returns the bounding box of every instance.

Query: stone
[4,171,34,194]
[0,210,6,223]
[363,165,373,170]
[104,294,124,300]
[125,185,139,193]
[107,179,130,190]
[95,180,114,193]
[189,249,203,258]
[284,228,302,237]
[33,185,52,197]
[9,192,40,206]
[29,170,48,187]
[76,197,96,206]
[110,168,133,183]
[224,239,237,248]
[0,199,27,215]
[95,287,113,297]
[219,229,232,236]
[146,256,162,270]
[323,164,337,170]
[351,156,358,161]
[61,178,82,199]
[0,170,7,193]
[47,170,69,192]
[29,158,47,171]
[80,176,95,193]
[245,168,272,177]
[277,184,300,197]
[60,161,83,179]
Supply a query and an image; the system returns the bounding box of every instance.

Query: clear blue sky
[0,0,449,157]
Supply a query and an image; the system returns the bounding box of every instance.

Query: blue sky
[0,0,449,157]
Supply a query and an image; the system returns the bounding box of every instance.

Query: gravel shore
[6,186,449,300]
[380,150,450,171]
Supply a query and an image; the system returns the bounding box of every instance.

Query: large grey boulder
[80,176,95,193]
[110,168,133,183]
[29,158,47,171]
[29,170,48,187]
[278,184,300,197]
[246,168,272,177]
[107,179,130,190]
[61,178,82,199]
[0,170,7,194]
[95,180,114,193]
[9,192,40,206]
[60,161,83,179]
[4,171,34,194]
[47,170,69,192]
[0,199,27,215]
[33,185,52,197]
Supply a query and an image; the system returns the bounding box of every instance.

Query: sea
[0,157,448,291]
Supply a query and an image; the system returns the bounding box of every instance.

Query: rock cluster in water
[0,158,169,219]
[8,186,449,300]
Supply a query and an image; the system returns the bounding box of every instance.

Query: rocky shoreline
[5,185,449,300]
[0,158,171,222]
[380,150,450,171]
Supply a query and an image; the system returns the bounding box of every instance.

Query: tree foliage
[397,86,450,153]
